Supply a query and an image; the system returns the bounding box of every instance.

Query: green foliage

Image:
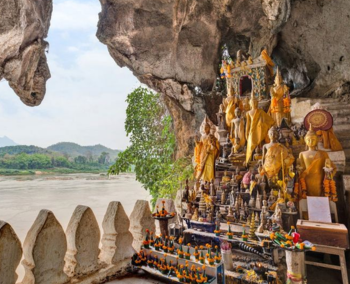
[0,145,52,156]
[109,87,193,203]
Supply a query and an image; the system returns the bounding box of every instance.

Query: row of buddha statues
[193,66,342,208]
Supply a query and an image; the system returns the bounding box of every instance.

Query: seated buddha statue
[261,127,295,185]
[269,67,291,127]
[245,97,275,165]
[194,116,220,182]
[298,125,337,197]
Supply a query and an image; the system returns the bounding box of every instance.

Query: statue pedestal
[217,129,228,145]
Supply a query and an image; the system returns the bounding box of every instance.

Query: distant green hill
[0,136,17,147]
[47,142,120,160]
[0,145,54,156]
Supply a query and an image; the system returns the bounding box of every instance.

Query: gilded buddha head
[304,125,318,148]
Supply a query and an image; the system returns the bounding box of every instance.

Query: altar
[131,46,349,284]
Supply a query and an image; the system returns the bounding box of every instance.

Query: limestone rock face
[0,221,22,284]
[0,0,52,106]
[97,0,350,156]
[129,200,156,250]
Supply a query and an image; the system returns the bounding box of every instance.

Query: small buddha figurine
[257,211,266,233]
[210,180,216,197]
[248,196,256,208]
[269,67,291,127]
[217,104,226,130]
[222,170,231,183]
[256,193,262,210]
[222,134,232,161]
[267,190,277,209]
[221,190,226,205]
[191,208,199,221]
[229,107,246,155]
[298,125,336,197]
[245,96,275,164]
[194,116,220,182]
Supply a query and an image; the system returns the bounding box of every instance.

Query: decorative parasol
[304,109,333,131]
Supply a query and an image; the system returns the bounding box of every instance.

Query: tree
[74,155,87,164]
[98,152,110,164]
[108,87,193,203]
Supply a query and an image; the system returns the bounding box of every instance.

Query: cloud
[51,0,100,31]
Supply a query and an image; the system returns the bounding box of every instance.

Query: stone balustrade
[0,200,155,284]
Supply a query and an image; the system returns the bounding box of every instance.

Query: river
[0,173,151,281]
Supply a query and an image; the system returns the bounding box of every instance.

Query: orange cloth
[261,49,275,75]
[316,128,343,151]
[245,109,275,164]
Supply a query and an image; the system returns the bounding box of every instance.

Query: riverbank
[0,167,110,176]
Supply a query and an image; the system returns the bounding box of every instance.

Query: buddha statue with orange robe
[269,68,291,127]
[261,127,295,187]
[245,97,275,165]
[194,117,220,182]
[298,126,336,197]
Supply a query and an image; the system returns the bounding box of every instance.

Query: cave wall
[0,0,52,106]
[97,0,350,157]
[1,0,349,157]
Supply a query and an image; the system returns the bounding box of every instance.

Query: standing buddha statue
[297,125,336,197]
[229,107,246,155]
[222,84,242,139]
[194,116,220,182]
[269,67,291,127]
[261,127,295,186]
[245,97,275,165]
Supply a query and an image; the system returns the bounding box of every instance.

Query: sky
[0,0,139,150]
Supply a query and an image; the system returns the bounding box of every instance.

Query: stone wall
[0,200,154,284]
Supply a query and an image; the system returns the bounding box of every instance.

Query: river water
[0,173,151,281]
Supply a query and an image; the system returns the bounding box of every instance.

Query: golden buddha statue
[194,116,220,182]
[269,67,291,127]
[298,126,336,197]
[222,84,242,138]
[261,127,295,185]
[222,170,231,183]
[245,97,275,165]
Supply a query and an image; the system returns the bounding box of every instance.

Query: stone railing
[0,200,155,284]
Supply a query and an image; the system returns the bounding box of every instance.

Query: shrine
[131,46,349,284]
